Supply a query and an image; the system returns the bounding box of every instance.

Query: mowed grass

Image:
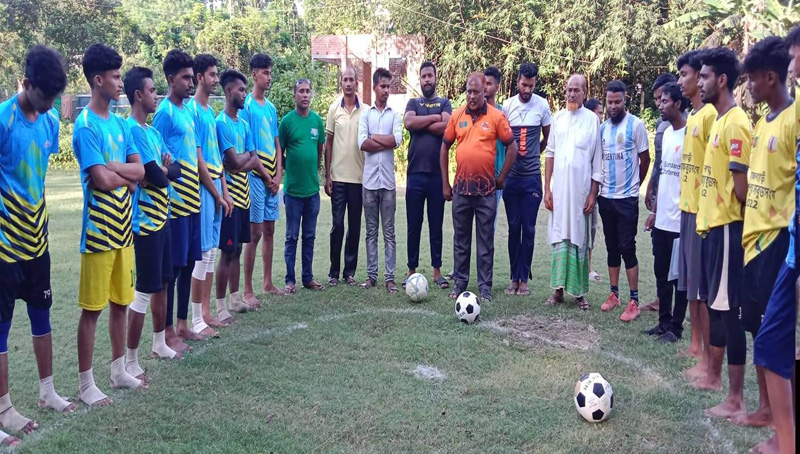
[4,170,769,453]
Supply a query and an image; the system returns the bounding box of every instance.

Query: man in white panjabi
[543,74,603,310]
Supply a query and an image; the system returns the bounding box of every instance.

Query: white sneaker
[588,271,602,283]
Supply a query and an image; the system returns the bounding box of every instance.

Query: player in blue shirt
[242,53,283,307]
[0,45,72,446]
[73,44,146,408]
[152,49,205,353]
[123,67,185,383]
[187,54,233,335]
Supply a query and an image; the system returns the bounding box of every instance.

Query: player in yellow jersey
[695,47,751,420]
[750,27,800,454]
[737,37,797,429]
[675,50,717,384]
[74,44,147,407]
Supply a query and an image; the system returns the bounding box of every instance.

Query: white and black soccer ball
[405,273,429,303]
[574,372,614,422]
[455,291,480,324]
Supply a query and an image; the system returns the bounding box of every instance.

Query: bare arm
[274,137,283,183]
[428,111,451,136]
[638,151,650,184]
[440,140,453,201]
[496,140,518,185]
[197,147,222,201]
[732,170,748,204]
[324,132,334,181]
[361,138,388,152]
[223,147,255,172]
[88,164,134,192]
[106,154,145,183]
[540,124,550,155]
[544,156,554,211]
[404,111,440,131]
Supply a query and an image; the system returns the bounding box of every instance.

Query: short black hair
[220,69,247,90]
[249,53,273,71]
[519,63,538,79]
[194,54,218,78]
[676,50,703,72]
[82,43,123,86]
[123,66,154,105]
[163,49,194,79]
[743,36,790,83]
[661,82,688,111]
[420,61,436,75]
[484,66,501,83]
[584,98,602,112]
[372,67,392,86]
[25,45,67,98]
[786,26,800,48]
[652,73,677,92]
[294,78,312,92]
[606,79,627,94]
[700,47,740,91]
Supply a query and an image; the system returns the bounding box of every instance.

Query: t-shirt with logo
[443,103,514,196]
[680,103,717,214]
[187,98,223,180]
[153,98,200,218]
[655,125,685,233]
[0,95,59,262]
[241,94,279,179]
[128,117,170,236]
[73,107,139,253]
[501,94,552,178]
[599,113,649,199]
[279,110,325,198]
[696,106,751,235]
[405,96,452,174]
[216,111,254,210]
[742,104,799,264]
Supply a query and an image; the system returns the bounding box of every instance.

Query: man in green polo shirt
[280,78,326,293]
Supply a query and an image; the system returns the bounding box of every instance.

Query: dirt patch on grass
[488,315,600,351]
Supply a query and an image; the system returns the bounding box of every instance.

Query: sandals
[360,277,377,289]
[433,276,449,289]
[303,281,325,291]
[544,294,563,306]
[401,277,408,288]
[577,298,591,311]
[386,281,398,295]
[345,276,358,286]
[284,284,297,295]
[328,277,339,287]
[504,285,518,295]
[516,287,531,296]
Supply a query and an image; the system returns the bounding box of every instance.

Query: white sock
[0,393,31,432]
[191,302,209,333]
[38,376,71,412]
[110,357,141,389]
[78,369,108,406]
[125,348,145,378]
[216,297,229,313]
[151,330,177,359]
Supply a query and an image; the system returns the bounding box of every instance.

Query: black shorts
[597,196,639,269]
[741,228,790,334]
[701,222,744,312]
[134,225,174,294]
[219,207,251,253]
[0,251,53,322]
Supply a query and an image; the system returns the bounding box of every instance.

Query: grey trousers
[363,188,396,282]
[452,191,496,296]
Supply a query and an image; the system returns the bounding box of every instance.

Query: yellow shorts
[78,246,135,311]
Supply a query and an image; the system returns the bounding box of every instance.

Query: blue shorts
[200,179,223,252]
[753,262,798,379]
[170,212,202,268]
[250,176,280,223]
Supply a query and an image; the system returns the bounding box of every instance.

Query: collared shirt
[326,95,365,184]
[358,104,402,191]
[444,101,514,196]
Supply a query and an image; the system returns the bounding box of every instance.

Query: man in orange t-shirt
[440,72,518,302]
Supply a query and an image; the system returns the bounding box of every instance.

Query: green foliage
[50,120,78,170]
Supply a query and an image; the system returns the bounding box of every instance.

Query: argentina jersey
[73,108,138,253]
[0,95,59,263]
[153,98,200,218]
[187,98,223,180]
[600,113,649,199]
[216,111,254,209]
[127,117,170,236]
[242,94,279,178]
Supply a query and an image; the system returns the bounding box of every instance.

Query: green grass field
[3,170,771,453]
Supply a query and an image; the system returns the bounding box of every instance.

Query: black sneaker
[657,331,679,343]
[642,325,665,336]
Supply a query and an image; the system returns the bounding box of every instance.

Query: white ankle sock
[216,297,229,312]
[151,330,177,359]
[191,302,209,333]
[38,376,71,412]
[110,357,141,389]
[0,393,31,432]
[78,369,108,406]
[125,348,145,378]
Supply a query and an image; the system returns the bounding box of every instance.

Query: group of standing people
[0,28,798,454]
